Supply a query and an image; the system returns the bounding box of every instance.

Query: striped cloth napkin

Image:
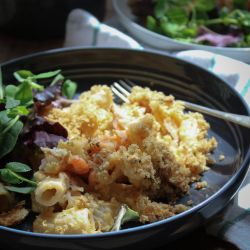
[176,50,250,103]
[176,50,250,250]
[64,9,250,250]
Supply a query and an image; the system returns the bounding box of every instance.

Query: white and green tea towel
[64,9,250,250]
[176,50,250,104]
[64,9,142,49]
[176,50,250,250]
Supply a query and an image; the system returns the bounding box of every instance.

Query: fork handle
[184,101,250,128]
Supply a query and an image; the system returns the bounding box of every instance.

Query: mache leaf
[62,79,77,99]
[0,111,23,158]
[5,85,18,98]
[160,20,181,37]
[5,97,20,109]
[5,162,31,173]
[111,205,139,231]
[166,6,188,25]
[0,167,36,186]
[7,105,29,117]
[15,80,33,105]
[121,206,139,224]
[147,16,157,31]
[5,185,35,194]
[194,0,216,12]
[0,169,23,184]
[14,70,34,82]
[32,70,61,80]
[51,74,64,86]
[154,0,167,19]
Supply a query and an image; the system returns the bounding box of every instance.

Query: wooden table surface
[0,0,113,64]
[0,1,241,249]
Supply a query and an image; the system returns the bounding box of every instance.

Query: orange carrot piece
[68,157,90,175]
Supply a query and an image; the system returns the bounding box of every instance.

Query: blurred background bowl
[113,0,250,63]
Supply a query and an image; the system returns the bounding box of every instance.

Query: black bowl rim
[0,47,249,239]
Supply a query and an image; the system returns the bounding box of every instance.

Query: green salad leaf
[32,70,61,80]
[14,69,61,82]
[0,162,36,194]
[147,16,157,31]
[0,168,36,186]
[15,80,34,105]
[111,205,139,231]
[50,73,64,86]
[5,186,35,194]
[0,168,23,184]
[194,0,216,12]
[0,111,23,158]
[7,105,29,118]
[121,206,139,225]
[154,0,167,19]
[14,70,34,82]
[5,97,20,109]
[166,6,188,25]
[62,79,77,99]
[5,162,32,173]
[5,84,18,98]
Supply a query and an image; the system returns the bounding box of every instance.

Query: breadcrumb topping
[32,85,217,234]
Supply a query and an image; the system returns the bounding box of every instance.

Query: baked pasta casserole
[30,85,217,234]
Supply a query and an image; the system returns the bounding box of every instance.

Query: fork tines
[111,80,135,103]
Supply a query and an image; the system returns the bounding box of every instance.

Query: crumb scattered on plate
[195,181,208,190]
[219,154,225,161]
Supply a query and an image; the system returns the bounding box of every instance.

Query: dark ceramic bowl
[0,48,250,250]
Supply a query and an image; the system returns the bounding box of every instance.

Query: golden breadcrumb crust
[32,85,217,234]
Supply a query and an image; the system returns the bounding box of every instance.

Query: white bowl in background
[112,0,250,63]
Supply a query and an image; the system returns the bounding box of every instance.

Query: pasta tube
[35,173,69,207]
[33,208,97,234]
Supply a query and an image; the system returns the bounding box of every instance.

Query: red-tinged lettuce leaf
[33,81,63,104]
[33,80,75,114]
[33,81,63,114]
[195,28,241,47]
[33,131,67,148]
[22,116,68,148]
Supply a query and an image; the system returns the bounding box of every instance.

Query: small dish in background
[112,0,250,63]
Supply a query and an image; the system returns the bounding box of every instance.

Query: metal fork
[111,80,250,129]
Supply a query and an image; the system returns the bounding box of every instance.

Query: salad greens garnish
[0,162,36,194]
[0,68,77,193]
[131,0,250,47]
[112,205,139,231]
